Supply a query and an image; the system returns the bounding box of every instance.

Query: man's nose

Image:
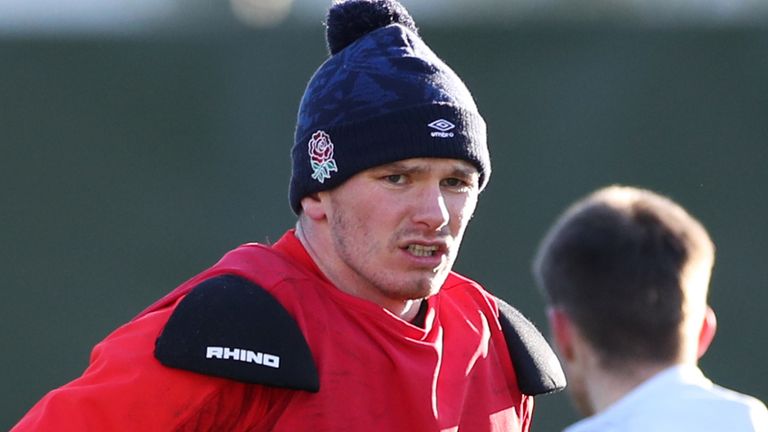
[411,184,450,231]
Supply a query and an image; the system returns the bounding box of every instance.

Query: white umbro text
[428,119,456,138]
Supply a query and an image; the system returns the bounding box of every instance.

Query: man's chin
[419,279,445,299]
[394,281,442,301]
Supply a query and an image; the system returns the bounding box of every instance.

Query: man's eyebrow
[450,165,480,179]
[373,161,425,173]
[373,161,479,179]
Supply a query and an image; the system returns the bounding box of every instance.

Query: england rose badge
[308,130,338,183]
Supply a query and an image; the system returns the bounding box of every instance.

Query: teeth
[408,244,438,257]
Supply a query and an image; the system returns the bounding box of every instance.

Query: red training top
[13,230,533,431]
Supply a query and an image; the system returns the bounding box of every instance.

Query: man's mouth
[407,244,440,257]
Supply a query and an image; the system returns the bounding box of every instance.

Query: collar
[565,364,710,432]
[612,364,709,408]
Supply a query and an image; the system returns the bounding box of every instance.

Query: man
[532,185,768,432]
[13,1,564,430]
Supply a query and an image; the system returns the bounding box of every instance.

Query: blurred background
[2,0,767,430]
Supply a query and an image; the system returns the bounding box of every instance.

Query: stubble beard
[329,209,444,302]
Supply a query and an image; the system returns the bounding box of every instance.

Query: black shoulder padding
[497,299,566,396]
[155,275,319,392]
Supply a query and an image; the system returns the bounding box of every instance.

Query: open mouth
[407,244,440,257]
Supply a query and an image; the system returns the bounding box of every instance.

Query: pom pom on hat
[326,0,418,55]
[289,0,490,214]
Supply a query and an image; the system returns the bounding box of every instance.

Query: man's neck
[586,362,678,413]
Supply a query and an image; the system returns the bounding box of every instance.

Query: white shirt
[564,364,768,432]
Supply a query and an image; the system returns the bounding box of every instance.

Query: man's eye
[385,174,405,184]
[442,178,466,188]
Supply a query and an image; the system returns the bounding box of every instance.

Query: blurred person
[13,1,564,431]
[532,185,768,432]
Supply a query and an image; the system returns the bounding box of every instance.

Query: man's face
[319,157,480,306]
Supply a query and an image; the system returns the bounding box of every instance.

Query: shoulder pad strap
[497,298,566,396]
[155,274,319,392]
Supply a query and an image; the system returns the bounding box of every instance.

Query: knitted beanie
[289,0,490,214]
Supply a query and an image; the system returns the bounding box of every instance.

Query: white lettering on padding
[206,346,281,369]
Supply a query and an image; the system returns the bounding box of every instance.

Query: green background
[2,23,767,431]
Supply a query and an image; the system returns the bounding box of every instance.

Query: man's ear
[697,305,717,359]
[547,306,575,361]
[300,193,327,221]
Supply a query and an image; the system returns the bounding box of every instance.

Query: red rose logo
[308,130,334,164]
[307,130,338,183]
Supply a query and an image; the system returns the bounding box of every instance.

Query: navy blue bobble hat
[289,0,490,214]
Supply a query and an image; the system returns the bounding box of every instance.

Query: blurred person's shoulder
[565,365,768,432]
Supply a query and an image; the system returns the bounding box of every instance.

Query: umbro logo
[428,119,455,138]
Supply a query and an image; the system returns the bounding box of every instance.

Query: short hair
[533,186,715,367]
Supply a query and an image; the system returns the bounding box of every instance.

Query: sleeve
[10,305,273,432]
